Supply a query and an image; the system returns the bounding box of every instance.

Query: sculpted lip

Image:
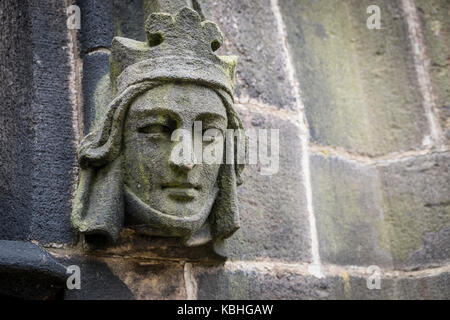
[161,183,200,200]
[161,182,200,189]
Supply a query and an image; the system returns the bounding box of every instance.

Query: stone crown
[110,7,237,97]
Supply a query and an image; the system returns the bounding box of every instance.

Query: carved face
[122,83,227,234]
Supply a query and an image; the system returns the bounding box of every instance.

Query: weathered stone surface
[83,228,222,262]
[215,105,311,262]
[113,0,146,42]
[82,52,111,132]
[416,0,450,144]
[312,152,450,269]
[394,271,450,299]
[279,0,428,155]
[59,254,186,300]
[77,0,115,53]
[194,264,330,299]
[200,0,298,110]
[326,268,450,300]
[194,264,450,300]
[378,153,450,268]
[0,0,34,240]
[0,1,77,244]
[0,241,67,300]
[310,155,393,267]
[27,1,78,244]
[408,226,450,266]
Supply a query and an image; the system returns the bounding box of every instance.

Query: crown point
[176,6,202,24]
[110,4,236,96]
[145,13,174,46]
[202,21,224,52]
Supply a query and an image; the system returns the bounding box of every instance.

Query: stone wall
[0,0,448,299]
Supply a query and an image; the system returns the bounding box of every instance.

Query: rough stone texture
[0,241,67,300]
[82,228,222,262]
[1,0,449,300]
[59,254,186,300]
[408,226,450,266]
[27,1,77,244]
[393,271,450,299]
[416,0,450,144]
[82,52,111,132]
[78,0,196,53]
[311,152,450,269]
[77,0,115,53]
[113,0,146,42]
[73,7,243,247]
[326,269,450,300]
[0,0,34,240]
[378,153,450,269]
[194,264,450,300]
[200,0,298,110]
[310,155,393,267]
[279,0,429,155]
[0,1,77,244]
[194,264,330,299]
[215,106,311,262]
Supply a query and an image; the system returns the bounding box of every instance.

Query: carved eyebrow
[130,108,181,125]
[195,112,227,124]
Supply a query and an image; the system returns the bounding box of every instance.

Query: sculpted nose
[169,132,197,172]
[170,156,195,171]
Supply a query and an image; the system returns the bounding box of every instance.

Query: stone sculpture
[72,5,245,249]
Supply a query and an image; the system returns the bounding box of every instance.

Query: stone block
[0,1,77,244]
[112,0,146,42]
[378,153,450,268]
[279,0,428,155]
[215,105,311,262]
[0,0,35,240]
[311,152,450,269]
[416,0,450,144]
[326,268,450,300]
[82,52,111,132]
[58,254,186,300]
[310,155,393,267]
[199,0,298,110]
[194,264,330,300]
[26,1,78,244]
[83,228,221,262]
[77,0,115,53]
[194,263,450,300]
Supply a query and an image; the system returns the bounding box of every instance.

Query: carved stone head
[72,7,245,249]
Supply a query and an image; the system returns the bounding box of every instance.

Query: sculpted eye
[138,124,172,136]
[203,128,221,144]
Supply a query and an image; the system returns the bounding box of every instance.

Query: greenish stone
[310,155,393,267]
[311,152,450,269]
[378,153,450,267]
[61,254,186,300]
[279,0,428,155]
[416,0,450,144]
[326,269,450,300]
[72,6,245,251]
[214,107,311,262]
[193,264,450,299]
[194,264,330,299]
[200,0,298,110]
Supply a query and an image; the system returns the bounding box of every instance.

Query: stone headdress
[72,7,245,249]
